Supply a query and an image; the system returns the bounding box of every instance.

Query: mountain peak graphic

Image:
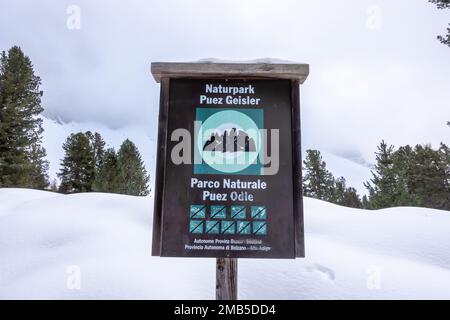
[203,128,256,153]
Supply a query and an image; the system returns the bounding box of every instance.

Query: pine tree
[364,141,398,209]
[407,144,450,210]
[58,132,96,193]
[438,143,450,209]
[0,46,48,188]
[332,176,347,205]
[86,131,105,170]
[365,141,450,210]
[116,139,150,196]
[92,148,120,193]
[331,176,362,208]
[342,187,363,208]
[303,150,334,201]
[429,0,450,47]
[390,145,418,207]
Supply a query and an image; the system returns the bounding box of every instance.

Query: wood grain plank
[151,62,309,83]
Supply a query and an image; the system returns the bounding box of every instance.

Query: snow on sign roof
[194,58,302,64]
[151,60,310,83]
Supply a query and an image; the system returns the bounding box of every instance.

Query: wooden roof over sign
[151,61,310,84]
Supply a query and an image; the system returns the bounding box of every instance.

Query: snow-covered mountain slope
[42,117,372,195]
[42,117,156,189]
[314,151,372,196]
[1,188,449,299]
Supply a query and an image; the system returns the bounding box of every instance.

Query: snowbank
[1,188,449,299]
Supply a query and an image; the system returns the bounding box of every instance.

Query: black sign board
[151,62,308,259]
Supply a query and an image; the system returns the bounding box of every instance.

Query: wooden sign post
[216,258,237,300]
[150,61,309,300]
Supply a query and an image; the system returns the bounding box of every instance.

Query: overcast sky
[0,0,449,163]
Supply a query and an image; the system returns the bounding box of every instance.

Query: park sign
[151,61,309,259]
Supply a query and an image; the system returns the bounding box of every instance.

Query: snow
[194,58,302,64]
[1,188,450,299]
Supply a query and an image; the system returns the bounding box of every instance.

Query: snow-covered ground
[1,188,449,300]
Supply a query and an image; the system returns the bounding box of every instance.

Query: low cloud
[0,0,449,164]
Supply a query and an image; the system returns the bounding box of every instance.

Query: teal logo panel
[194,108,264,175]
